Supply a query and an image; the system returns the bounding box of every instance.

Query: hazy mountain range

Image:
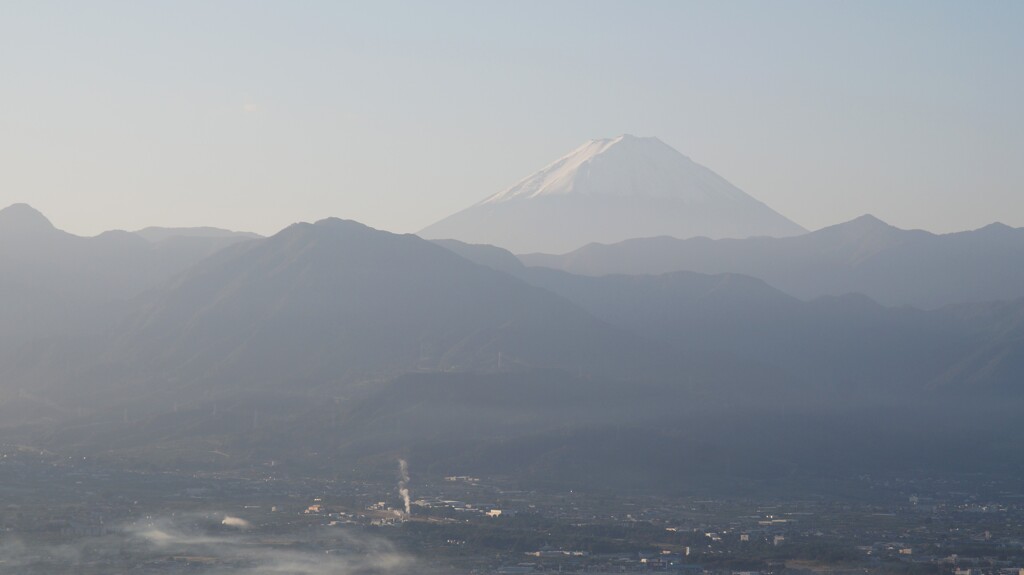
[0,203,258,347]
[3,201,1024,488]
[522,214,1024,309]
[420,135,805,253]
[441,239,1024,394]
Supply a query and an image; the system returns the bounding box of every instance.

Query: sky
[1,0,1022,237]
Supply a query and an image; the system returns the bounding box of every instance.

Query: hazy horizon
[2,1,1022,237]
[6,4,1024,574]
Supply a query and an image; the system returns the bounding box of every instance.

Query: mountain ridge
[0,203,59,234]
[520,214,1024,308]
[2,207,1024,484]
[420,135,805,253]
[0,203,260,349]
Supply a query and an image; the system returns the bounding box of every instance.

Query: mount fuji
[420,135,806,254]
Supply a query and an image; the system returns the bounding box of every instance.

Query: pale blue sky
[1,1,1022,236]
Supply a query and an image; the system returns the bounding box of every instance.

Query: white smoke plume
[131,514,412,574]
[398,458,411,516]
[221,515,252,529]
[0,512,415,574]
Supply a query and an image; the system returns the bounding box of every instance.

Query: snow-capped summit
[484,135,747,204]
[421,136,805,254]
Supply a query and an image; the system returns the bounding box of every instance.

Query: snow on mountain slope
[421,135,805,254]
[484,135,748,203]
